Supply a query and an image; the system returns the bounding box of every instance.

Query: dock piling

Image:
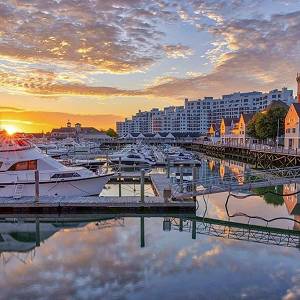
[192,220,196,239]
[106,151,109,172]
[141,169,145,203]
[35,217,40,247]
[192,165,198,200]
[140,216,145,248]
[180,165,184,193]
[118,156,121,173]
[34,170,40,203]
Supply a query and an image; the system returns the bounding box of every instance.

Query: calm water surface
[1,157,300,299]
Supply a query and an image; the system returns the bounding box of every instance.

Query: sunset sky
[0,0,300,132]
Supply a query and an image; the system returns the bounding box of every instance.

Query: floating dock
[0,173,196,214]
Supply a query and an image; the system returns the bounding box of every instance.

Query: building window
[292,128,296,133]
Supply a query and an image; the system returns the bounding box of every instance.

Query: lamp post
[276,118,280,148]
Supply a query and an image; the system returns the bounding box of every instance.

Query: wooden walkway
[0,173,195,214]
[188,142,300,168]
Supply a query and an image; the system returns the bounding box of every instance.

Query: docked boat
[0,134,113,198]
[110,150,155,166]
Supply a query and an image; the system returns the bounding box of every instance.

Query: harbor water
[1,156,300,299]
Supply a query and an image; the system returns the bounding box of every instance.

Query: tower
[297,73,300,103]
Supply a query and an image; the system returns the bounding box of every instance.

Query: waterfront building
[284,74,300,150]
[208,124,218,138]
[284,103,300,150]
[219,113,254,145]
[117,87,294,136]
[51,121,110,141]
[220,118,239,143]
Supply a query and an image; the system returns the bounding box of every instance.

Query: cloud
[0,0,173,74]
[163,44,194,59]
[0,0,299,103]
[141,9,300,99]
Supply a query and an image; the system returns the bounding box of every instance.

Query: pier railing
[196,141,300,156]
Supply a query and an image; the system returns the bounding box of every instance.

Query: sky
[0,0,300,132]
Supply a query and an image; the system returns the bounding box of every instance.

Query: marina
[2,1,300,298]
[2,134,300,299]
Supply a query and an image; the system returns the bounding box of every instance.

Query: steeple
[297,73,300,103]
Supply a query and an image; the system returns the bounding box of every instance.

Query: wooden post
[180,165,184,193]
[118,156,122,173]
[166,157,170,178]
[192,220,196,240]
[140,216,145,248]
[163,218,171,231]
[179,218,183,232]
[140,169,145,203]
[192,165,198,200]
[106,151,109,172]
[35,217,40,247]
[118,171,121,197]
[35,170,40,203]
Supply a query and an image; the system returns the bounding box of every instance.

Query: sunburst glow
[1,124,19,135]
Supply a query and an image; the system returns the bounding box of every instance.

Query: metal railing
[195,141,300,156]
[171,218,300,248]
[171,166,300,198]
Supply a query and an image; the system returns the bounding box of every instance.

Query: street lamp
[276,118,280,148]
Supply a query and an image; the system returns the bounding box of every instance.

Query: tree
[252,186,284,206]
[246,106,288,141]
[106,128,117,137]
[246,113,260,139]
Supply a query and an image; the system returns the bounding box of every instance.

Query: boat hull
[0,174,112,198]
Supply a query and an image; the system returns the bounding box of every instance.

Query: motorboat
[110,150,155,166]
[70,159,106,172]
[0,134,113,198]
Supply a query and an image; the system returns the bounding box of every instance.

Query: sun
[2,124,19,135]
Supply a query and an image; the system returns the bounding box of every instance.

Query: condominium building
[116,87,294,136]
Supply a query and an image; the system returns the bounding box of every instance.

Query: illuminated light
[1,124,19,135]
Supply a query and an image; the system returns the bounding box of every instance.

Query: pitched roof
[292,103,300,118]
[222,117,239,126]
[241,113,255,124]
[143,133,155,138]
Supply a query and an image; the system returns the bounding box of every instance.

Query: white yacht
[110,150,155,166]
[0,134,113,198]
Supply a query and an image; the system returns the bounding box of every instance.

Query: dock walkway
[0,173,195,214]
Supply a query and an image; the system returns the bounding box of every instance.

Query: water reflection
[0,214,300,299]
[2,156,300,299]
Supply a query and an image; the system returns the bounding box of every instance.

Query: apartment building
[116,87,294,136]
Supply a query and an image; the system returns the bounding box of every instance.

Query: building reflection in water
[283,183,300,231]
[206,157,248,184]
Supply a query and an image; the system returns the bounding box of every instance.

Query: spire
[297,73,300,103]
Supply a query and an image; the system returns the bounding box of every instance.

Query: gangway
[171,166,300,199]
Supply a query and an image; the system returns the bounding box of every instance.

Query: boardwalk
[0,173,195,214]
[189,142,300,168]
